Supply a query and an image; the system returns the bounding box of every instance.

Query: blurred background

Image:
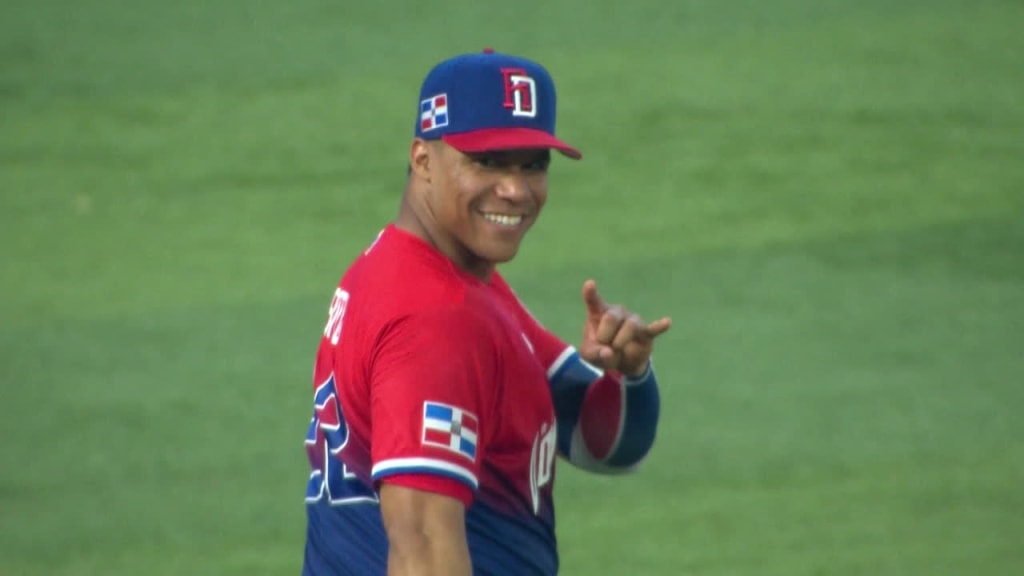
[2,0,1022,574]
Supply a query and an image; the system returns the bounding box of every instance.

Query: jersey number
[304,373,379,505]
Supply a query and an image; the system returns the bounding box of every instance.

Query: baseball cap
[414,48,582,160]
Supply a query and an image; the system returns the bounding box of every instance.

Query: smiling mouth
[481,212,524,226]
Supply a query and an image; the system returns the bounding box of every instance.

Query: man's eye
[474,156,499,167]
[524,159,549,171]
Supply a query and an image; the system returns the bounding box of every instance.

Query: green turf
[2,1,1023,575]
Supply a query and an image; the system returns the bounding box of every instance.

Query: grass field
[2,0,1023,574]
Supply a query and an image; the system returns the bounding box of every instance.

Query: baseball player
[301,48,671,576]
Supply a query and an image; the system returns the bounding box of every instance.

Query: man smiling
[301,48,672,576]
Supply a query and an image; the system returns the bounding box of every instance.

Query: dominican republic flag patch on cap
[421,401,478,461]
[420,93,449,132]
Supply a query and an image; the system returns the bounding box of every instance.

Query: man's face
[423,141,551,270]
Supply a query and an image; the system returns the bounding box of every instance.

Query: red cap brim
[442,128,582,160]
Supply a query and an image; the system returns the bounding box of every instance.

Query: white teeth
[482,213,523,226]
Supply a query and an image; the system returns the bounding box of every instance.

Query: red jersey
[304,224,569,575]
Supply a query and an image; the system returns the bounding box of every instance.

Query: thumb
[581,279,607,318]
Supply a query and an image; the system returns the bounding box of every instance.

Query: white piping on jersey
[547,346,578,380]
[566,421,639,475]
[372,457,479,489]
[548,345,602,381]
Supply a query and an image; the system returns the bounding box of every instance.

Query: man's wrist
[622,359,653,383]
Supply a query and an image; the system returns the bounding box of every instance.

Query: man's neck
[395,193,494,282]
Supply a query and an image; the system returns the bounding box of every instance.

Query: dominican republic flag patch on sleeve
[420,93,449,132]
[421,401,478,461]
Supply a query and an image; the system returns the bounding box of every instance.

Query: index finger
[581,279,607,318]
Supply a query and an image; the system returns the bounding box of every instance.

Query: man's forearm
[387,528,472,576]
[380,482,472,576]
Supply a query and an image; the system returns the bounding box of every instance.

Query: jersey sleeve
[490,274,661,473]
[367,304,498,507]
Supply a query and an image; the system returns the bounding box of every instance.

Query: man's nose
[494,170,528,201]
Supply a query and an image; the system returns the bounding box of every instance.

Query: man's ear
[409,138,433,181]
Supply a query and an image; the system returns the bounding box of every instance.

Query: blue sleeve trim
[606,368,660,467]
[548,351,601,457]
[549,353,661,466]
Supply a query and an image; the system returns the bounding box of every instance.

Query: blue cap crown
[413,49,581,159]
[416,50,558,139]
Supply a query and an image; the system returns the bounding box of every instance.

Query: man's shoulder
[349,260,467,314]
